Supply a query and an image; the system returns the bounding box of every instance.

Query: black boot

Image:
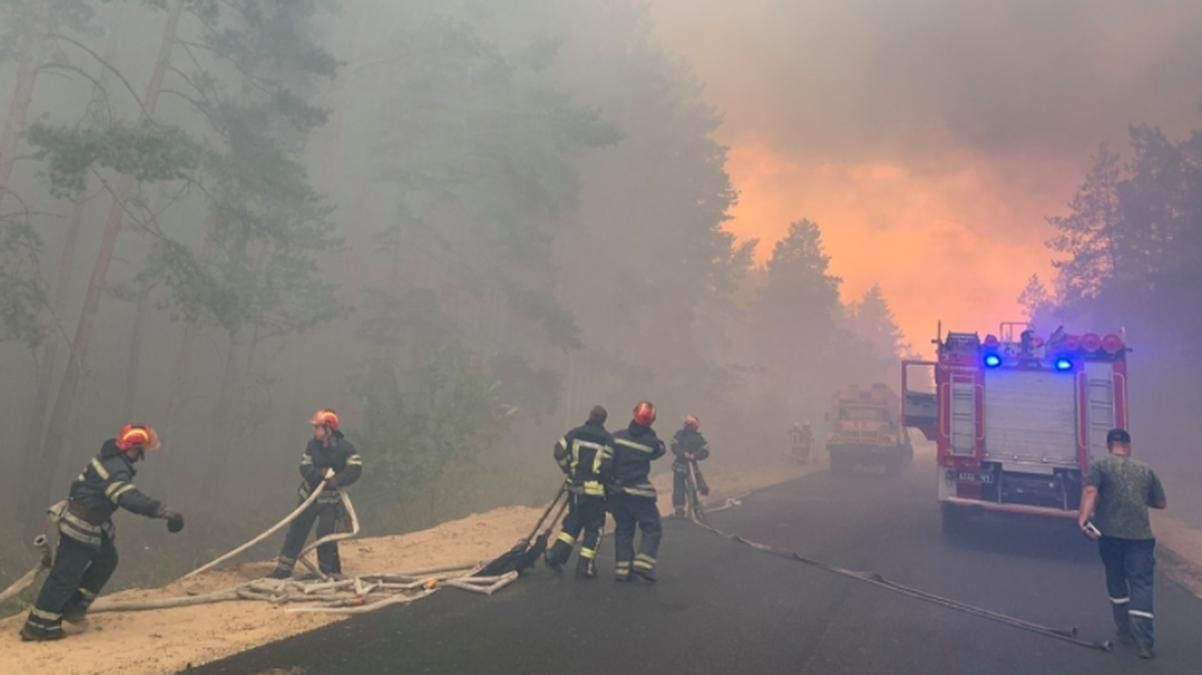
[20,615,64,642]
[266,566,293,580]
[575,556,597,580]
[545,540,571,573]
[634,566,657,583]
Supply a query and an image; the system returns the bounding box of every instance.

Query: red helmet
[684,415,700,430]
[116,424,160,452]
[632,401,656,426]
[309,408,340,431]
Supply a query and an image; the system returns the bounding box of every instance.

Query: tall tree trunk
[16,199,85,515]
[199,331,244,503]
[161,323,195,439]
[0,1,49,195]
[25,0,185,528]
[120,288,152,420]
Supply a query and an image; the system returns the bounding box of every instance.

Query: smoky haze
[0,0,1198,606]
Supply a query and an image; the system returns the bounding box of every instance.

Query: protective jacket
[298,431,362,504]
[610,422,666,499]
[671,428,710,467]
[61,440,164,547]
[554,421,614,496]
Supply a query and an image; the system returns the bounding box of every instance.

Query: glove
[163,509,185,533]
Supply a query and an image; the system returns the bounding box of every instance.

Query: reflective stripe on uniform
[614,438,655,454]
[90,458,111,480]
[347,454,363,466]
[635,553,656,565]
[1110,596,1130,605]
[31,607,62,621]
[557,532,576,546]
[615,561,631,570]
[582,481,604,496]
[580,547,597,560]
[278,556,296,566]
[78,588,97,600]
[300,455,313,465]
[622,485,657,498]
[1129,610,1154,620]
[105,481,136,503]
[633,559,654,570]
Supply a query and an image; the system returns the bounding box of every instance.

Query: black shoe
[633,567,657,583]
[575,559,597,580]
[20,624,64,642]
[266,567,293,580]
[61,606,88,624]
[1138,646,1155,660]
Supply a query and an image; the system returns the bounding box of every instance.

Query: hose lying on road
[685,482,1112,653]
[0,536,52,609]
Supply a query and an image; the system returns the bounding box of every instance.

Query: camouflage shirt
[1085,454,1166,540]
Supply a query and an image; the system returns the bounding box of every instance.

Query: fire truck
[826,383,912,475]
[901,322,1129,534]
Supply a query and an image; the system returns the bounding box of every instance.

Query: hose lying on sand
[685,482,1113,653]
[0,536,52,608]
[91,484,514,616]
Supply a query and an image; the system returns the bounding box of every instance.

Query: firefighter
[268,409,362,580]
[608,401,666,582]
[1078,428,1167,660]
[545,405,614,579]
[21,425,184,641]
[671,415,710,519]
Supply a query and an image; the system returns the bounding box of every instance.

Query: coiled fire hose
[685,481,1112,652]
[0,536,52,608]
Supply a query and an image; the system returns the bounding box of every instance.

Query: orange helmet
[684,415,700,430]
[632,401,656,426]
[116,424,160,452]
[310,408,340,431]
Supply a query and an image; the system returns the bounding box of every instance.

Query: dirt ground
[0,459,818,675]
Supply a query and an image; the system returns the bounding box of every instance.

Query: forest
[0,0,906,587]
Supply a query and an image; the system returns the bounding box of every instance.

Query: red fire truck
[901,322,1129,534]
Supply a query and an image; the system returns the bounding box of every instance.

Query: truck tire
[941,503,967,537]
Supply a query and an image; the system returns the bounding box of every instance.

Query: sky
[649,0,1202,346]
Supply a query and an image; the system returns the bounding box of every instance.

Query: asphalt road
[193,458,1202,674]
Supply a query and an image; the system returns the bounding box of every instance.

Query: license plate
[958,472,994,484]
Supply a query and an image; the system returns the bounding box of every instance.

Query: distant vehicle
[789,423,813,464]
[901,322,1130,536]
[826,383,912,476]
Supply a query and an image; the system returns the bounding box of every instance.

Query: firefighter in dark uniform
[671,415,711,518]
[21,425,184,641]
[609,401,666,582]
[545,405,614,579]
[269,409,362,579]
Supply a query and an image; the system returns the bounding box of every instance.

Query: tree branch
[34,63,116,120]
[44,33,151,119]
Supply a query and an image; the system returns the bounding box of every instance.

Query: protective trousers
[275,502,343,575]
[609,493,662,580]
[23,533,118,639]
[1099,536,1155,650]
[546,493,605,570]
[672,463,689,512]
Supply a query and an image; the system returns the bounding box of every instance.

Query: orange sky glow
[721,140,1067,350]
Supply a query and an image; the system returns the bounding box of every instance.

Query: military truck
[827,383,912,476]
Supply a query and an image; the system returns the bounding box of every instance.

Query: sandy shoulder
[0,460,817,675]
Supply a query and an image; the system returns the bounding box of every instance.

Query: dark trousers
[276,502,342,574]
[672,464,689,510]
[25,533,118,636]
[1099,536,1155,649]
[550,492,605,564]
[609,494,662,577]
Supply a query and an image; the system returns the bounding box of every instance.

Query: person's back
[1088,454,1164,541]
[1079,428,1166,660]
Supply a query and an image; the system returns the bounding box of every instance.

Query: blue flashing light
[983,353,1002,368]
[1054,357,1073,372]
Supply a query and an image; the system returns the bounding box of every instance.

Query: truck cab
[902,323,1129,534]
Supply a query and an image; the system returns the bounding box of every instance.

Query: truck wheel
[941,503,967,537]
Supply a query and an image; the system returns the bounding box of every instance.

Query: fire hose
[683,478,1112,652]
[0,536,52,608]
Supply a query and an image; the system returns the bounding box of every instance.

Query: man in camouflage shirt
[1078,428,1167,659]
